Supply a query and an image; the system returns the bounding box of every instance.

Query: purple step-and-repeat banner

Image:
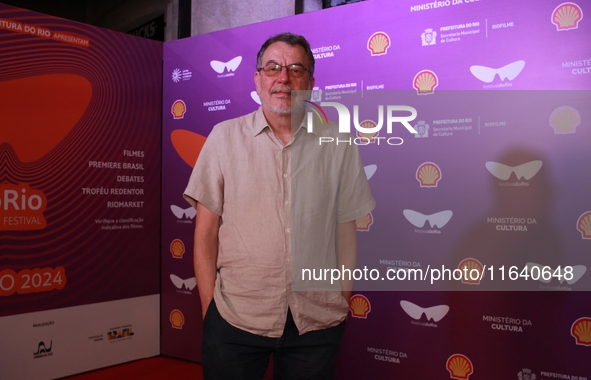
[162,1,590,378]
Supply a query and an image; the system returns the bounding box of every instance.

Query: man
[183,32,375,379]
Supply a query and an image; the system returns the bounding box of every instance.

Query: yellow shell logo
[552,2,583,31]
[446,354,473,379]
[549,106,581,134]
[367,32,391,56]
[413,70,438,95]
[458,258,484,285]
[171,100,187,119]
[416,162,441,187]
[577,211,591,239]
[170,309,185,329]
[356,212,373,231]
[357,120,379,142]
[170,239,186,258]
[571,317,591,346]
[349,294,371,318]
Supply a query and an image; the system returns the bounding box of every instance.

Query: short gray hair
[256,32,315,76]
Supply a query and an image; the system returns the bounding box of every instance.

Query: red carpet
[60,356,204,380]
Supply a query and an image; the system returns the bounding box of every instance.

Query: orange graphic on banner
[417,162,441,187]
[576,211,591,239]
[571,317,591,346]
[367,32,390,56]
[349,294,371,318]
[0,183,47,231]
[170,309,185,329]
[552,3,583,31]
[171,100,187,119]
[170,239,186,258]
[0,74,92,163]
[446,354,473,379]
[171,129,207,168]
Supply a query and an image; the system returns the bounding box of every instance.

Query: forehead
[262,41,309,66]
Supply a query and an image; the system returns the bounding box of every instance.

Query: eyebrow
[264,60,305,66]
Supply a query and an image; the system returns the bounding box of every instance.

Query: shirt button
[284,200,289,205]
[283,173,288,178]
[286,228,291,233]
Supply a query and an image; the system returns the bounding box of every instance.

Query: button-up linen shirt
[184,107,375,337]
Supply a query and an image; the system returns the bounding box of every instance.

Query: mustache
[270,85,293,94]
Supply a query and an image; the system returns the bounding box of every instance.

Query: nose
[277,65,290,83]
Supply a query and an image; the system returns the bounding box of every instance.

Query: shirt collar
[252,107,269,137]
[251,107,318,137]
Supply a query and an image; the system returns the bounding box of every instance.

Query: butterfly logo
[400,300,450,322]
[210,56,242,74]
[251,91,261,105]
[403,210,453,228]
[171,205,196,220]
[485,160,542,181]
[364,164,377,180]
[470,60,525,83]
[525,263,586,285]
[170,274,197,290]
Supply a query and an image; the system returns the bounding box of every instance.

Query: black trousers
[202,300,346,380]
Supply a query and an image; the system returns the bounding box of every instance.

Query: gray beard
[265,103,292,115]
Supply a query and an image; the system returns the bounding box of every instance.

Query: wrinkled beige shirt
[184,107,375,337]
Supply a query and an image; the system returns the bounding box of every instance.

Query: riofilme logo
[171,100,186,119]
[400,300,450,322]
[349,294,371,318]
[577,211,591,239]
[416,162,441,187]
[367,32,390,56]
[446,354,474,380]
[470,61,525,83]
[549,106,581,134]
[413,70,438,95]
[552,3,583,31]
[170,239,185,258]
[571,317,591,346]
[458,258,484,285]
[170,309,185,329]
[0,183,47,231]
[210,56,242,77]
[355,212,373,231]
[485,160,542,181]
